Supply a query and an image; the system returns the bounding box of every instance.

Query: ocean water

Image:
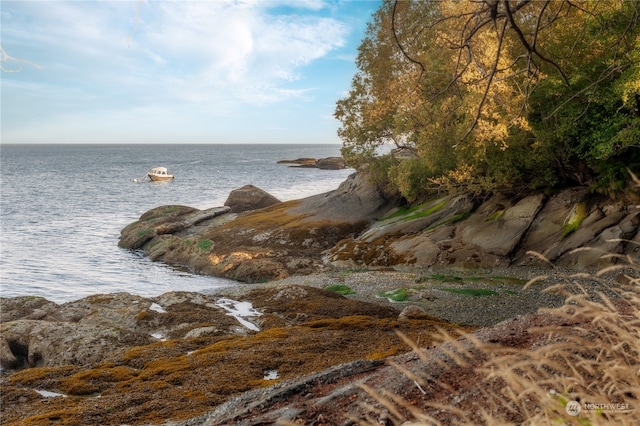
[0,144,353,303]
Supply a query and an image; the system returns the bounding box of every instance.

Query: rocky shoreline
[2,172,638,425]
[2,265,633,425]
[0,274,468,425]
[118,173,639,284]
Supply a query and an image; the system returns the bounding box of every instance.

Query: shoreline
[1,266,627,328]
[205,266,626,327]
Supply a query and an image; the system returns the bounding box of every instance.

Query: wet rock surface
[0,284,467,425]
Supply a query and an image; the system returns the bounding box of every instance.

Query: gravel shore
[208,267,628,327]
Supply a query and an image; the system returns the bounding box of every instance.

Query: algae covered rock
[0,285,464,425]
[119,175,395,282]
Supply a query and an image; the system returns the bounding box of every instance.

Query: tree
[336,0,640,200]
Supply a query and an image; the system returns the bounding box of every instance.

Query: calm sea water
[0,144,353,303]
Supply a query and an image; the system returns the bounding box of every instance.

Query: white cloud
[1,0,376,144]
[128,1,347,105]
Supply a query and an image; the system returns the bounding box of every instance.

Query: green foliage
[335,0,640,199]
[324,285,356,295]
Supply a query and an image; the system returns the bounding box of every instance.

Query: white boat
[147,167,174,181]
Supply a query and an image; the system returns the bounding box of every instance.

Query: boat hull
[148,174,174,182]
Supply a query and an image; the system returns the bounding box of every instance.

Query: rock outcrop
[119,175,639,282]
[277,156,347,169]
[4,280,634,425]
[0,286,465,425]
[327,187,640,271]
[316,156,346,169]
[119,173,395,282]
[4,174,639,426]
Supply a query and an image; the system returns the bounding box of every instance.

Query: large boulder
[288,172,393,222]
[458,193,546,257]
[224,185,281,213]
[118,205,231,250]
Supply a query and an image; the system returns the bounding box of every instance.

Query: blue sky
[1,0,380,144]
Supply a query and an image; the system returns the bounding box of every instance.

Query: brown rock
[119,172,394,282]
[316,157,346,169]
[277,158,318,167]
[398,305,430,320]
[224,185,281,213]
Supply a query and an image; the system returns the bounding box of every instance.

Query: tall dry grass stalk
[361,248,639,425]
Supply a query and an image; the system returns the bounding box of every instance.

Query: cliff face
[119,173,640,280]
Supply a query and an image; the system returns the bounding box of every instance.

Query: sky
[1,0,381,144]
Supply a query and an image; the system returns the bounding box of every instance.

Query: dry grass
[358,247,640,425]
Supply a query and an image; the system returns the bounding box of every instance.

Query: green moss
[487,210,505,221]
[488,276,528,285]
[421,200,448,215]
[382,204,423,221]
[430,274,462,283]
[424,212,471,231]
[324,284,356,295]
[562,202,588,238]
[162,206,183,214]
[197,239,213,251]
[382,199,447,222]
